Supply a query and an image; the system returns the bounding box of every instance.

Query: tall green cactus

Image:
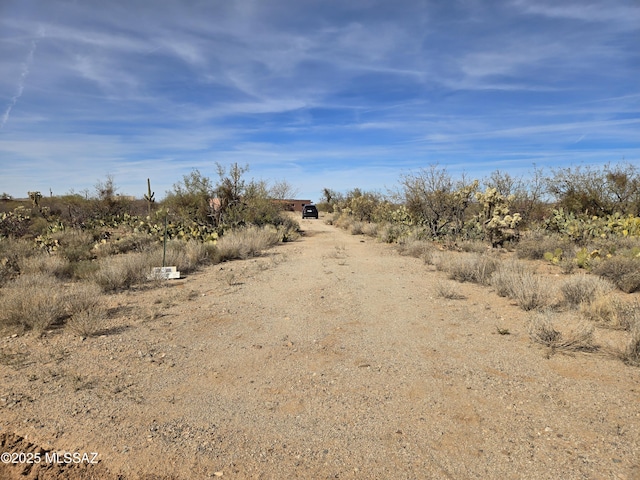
[144,178,155,216]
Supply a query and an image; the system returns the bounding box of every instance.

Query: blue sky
[1,0,638,202]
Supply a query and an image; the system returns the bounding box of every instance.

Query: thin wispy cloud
[0,0,638,200]
[1,27,43,129]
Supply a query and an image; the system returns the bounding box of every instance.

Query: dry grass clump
[349,221,365,235]
[0,237,37,285]
[516,231,571,260]
[593,256,640,293]
[444,253,500,286]
[53,229,95,263]
[588,235,640,255]
[333,213,354,231]
[378,223,410,244]
[491,260,553,311]
[64,282,102,315]
[94,232,157,257]
[18,253,69,278]
[458,240,489,254]
[560,275,614,309]
[528,311,598,353]
[216,226,281,262]
[0,274,66,332]
[619,326,640,366]
[93,252,153,292]
[396,238,435,262]
[581,296,640,331]
[434,280,466,300]
[64,282,106,336]
[66,309,107,337]
[159,240,217,274]
[361,222,378,237]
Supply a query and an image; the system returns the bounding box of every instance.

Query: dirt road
[1,216,639,479]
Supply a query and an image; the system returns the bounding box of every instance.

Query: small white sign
[148,266,180,280]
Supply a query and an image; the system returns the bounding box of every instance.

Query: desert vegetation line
[0,163,299,336]
[322,162,640,366]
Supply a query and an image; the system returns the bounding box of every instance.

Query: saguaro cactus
[144,178,155,216]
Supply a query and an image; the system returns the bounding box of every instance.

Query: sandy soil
[1,215,639,479]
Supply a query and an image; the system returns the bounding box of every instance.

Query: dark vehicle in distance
[302,204,319,219]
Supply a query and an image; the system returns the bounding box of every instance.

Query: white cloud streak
[0,0,638,200]
[1,28,42,129]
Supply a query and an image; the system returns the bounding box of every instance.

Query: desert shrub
[350,221,364,235]
[0,207,31,238]
[527,311,561,345]
[434,280,466,299]
[157,240,217,274]
[581,297,640,331]
[491,261,552,310]
[17,253,69,278]
[67,308,107,337]
[277,216,301,242]
[93,252,153,292]
[216,226,281,262]
[0,237,37,285]
[445,253,500,286]
[64,282,102,315]
[399,166,477,238]
[378,223,410,243]
[559,257,576,275]
[333,213,354,231]
[66,260,100,281]
[620,326,640,366]
[0,274,67,332]
[560,275,614,308]
[516,231,571,260]
[28,216,51,237]
[64,282,106,336]
[396,238,434,260]
[361,222,378,237]
[546,163,640,217]
[593,256,640,293]
[110,233,157,255]
[528,311,598,352]
[588,235,640,256]
[53,229,95,263]
[458,240,489,254]
[490,260,528,297]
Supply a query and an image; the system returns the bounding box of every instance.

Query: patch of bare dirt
[1,215,639,479]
